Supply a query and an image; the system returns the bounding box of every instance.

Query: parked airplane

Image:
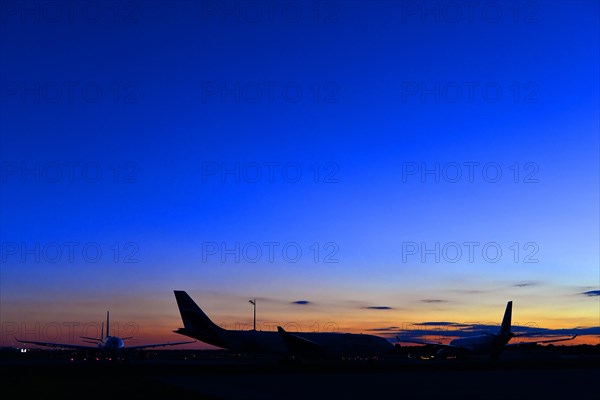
[17,311,194,355]
[396,301,577,359]
[173,290,394,358]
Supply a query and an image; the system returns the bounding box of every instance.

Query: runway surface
[2,351,598,399]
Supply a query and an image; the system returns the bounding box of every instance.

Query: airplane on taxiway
[173,290,395,358]
[396,301,577,359]
[17,311,195,355]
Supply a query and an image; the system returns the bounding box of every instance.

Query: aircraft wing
[16,338,96,350]
[512,331,547,337]
[507,335,577,346]
[277,326,322,355]
[125,340,196,350]
[396,337,460,348]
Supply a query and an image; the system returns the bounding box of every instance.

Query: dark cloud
[367,326,399,331]
[512,327,600,337]
[364,306,393,310]
[582,290,600,297]
[413,321,462,326]
[387,324,600,342]
[291,300,310,305]
[514,282,536,287]
[421,299,445,303]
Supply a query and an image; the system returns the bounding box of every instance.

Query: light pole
[249,299,256,331]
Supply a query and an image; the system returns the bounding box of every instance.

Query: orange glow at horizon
[2,294,598,348]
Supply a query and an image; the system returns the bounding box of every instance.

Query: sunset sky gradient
[1,1,598,348]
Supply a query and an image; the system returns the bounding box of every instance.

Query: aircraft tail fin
[500,301,512,335]
[173,291,226,348]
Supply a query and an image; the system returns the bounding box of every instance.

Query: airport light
[249,299,256,331]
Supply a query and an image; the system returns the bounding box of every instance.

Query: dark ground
[1,347,598,399]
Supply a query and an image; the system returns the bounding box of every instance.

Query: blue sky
[0,1,598,346]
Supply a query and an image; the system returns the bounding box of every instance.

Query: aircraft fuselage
[216,329,394,356]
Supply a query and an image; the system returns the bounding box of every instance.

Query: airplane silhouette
[17,311,194,355]
[396,301,576,359]
[173,290,395,358]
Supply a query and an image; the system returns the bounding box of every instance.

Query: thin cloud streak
[581,290,600,297]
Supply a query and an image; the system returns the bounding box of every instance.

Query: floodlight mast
[249,299,256,331]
